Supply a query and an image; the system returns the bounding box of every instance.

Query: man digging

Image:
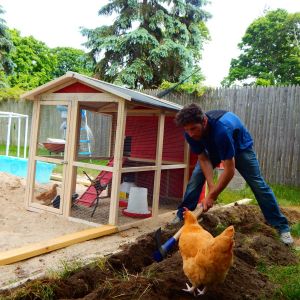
[171,103,293,245]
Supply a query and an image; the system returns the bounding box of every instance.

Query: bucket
[122,187,151,218]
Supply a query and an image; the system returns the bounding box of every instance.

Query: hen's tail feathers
[213,225,235,253]
[36,194,44,200]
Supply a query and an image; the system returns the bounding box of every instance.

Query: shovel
[153,205,204,262]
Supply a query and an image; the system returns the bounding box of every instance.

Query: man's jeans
[176,148,290,234]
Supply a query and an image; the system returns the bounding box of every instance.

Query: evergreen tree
[82,0,210,89]
[0,6,14,87]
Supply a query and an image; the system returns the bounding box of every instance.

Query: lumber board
[0,225,117,266]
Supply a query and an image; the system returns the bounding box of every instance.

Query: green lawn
[0,144,29,157]
[258,250,300,300]
[218,183,300,207]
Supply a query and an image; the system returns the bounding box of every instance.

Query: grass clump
[7,280,56,300]
[291,223,300,238]
[47,259,84,280]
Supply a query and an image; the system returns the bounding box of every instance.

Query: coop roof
[21,71,182,112]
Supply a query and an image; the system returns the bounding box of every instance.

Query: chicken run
[1,204,299,300]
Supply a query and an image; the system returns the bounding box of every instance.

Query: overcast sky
[1,0,299,86]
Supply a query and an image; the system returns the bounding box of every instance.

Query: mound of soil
[2,205,299,300]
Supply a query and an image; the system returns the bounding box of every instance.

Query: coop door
[26,102,71,215]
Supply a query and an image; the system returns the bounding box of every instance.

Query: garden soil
[1,203,299,300]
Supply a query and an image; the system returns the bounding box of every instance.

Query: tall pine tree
[0,5,14,87]
[82,0,210,89]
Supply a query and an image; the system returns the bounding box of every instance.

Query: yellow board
[0,225,118,266]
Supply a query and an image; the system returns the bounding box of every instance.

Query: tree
[223,9,300,87]
[82,0,210,89]
[7,29,57,90]
[0,5,14,87]
[51,47,93,78]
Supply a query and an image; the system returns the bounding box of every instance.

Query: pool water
[0,155,55,183]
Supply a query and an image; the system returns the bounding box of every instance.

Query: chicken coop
[22,71,191,229]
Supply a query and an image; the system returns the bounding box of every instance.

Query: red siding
[55,82,102,93]
[125,116,158,160]
[125,115,186,198]
[162,116,185,162]
[125,116,185,161]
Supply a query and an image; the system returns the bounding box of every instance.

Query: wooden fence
[144,86,300,186]
[0,85,299,186]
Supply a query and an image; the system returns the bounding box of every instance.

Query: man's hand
[202,192,217,212]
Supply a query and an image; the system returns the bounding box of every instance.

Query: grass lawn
[0,144,29,157]
[258,249,300,300]
[218,183,300,208]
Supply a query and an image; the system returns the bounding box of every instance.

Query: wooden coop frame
[21,71,190,229]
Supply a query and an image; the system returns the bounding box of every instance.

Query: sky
[1,0,299,87]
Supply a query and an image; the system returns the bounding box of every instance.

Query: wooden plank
[279,87,288,183]
[0,225,117,266]
[128,157,182,164]
[63,99,80,217]
[73,161,114,172]
[284,86,294,184]
[183,141,190,193]
[24,101,39,209]
[260,87,267,172]
[33,155,64,164]
[109,100,127,225]
[121,166,158,173]
[41,93,120,102]
[26,202,63,214]
[27,101,42,209]
[161,164,186,170]
[152,112,165,218]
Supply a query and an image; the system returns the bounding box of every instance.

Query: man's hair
[175,103,205,127]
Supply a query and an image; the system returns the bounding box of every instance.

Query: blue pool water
[0,155,55,183]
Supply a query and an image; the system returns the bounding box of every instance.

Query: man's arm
[202,158,235,211]
[198,152,214,191]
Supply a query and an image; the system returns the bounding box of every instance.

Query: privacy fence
[0,86,299,186]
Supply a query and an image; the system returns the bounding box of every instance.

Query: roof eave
[20,73,75,100]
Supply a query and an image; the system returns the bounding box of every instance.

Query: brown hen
[178,208,234,296]
[36,183,59,205]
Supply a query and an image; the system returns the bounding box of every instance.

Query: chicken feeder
[122,187,151,218]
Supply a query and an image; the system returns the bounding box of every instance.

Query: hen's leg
[183,283,207,297]
[196,286,207,296]
[183,283,195,294]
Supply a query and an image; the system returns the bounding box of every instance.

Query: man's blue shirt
[185,111,253,162]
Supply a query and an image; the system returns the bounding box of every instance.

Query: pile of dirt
[1,205,299,300]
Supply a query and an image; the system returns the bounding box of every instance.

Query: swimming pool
[0,155,55,183]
